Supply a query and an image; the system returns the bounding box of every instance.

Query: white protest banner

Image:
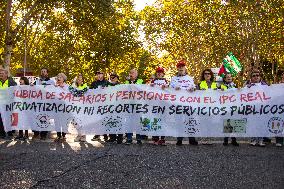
[0,84,284,137]
[0,89,8,104]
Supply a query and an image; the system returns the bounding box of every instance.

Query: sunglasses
[204,73,211,75]
[252,74,260,77]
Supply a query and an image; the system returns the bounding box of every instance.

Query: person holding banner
[54,73,69,142]
[34,68,55,86]
[125,69,144,145]
[15,77,30,141]
[170,60,198,146]
[275,72,284,147]
[72,74,88,142]
[32,68,55,141]
[197,69,218,145]
[90,70,110,142]
[150,67,168,145]
[220,73,239,146]
[0,68,17,139]
[246,69,267,147]
[90,70,110,90]
[107,73,123,144]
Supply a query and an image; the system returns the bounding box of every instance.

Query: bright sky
[134,0,156,11]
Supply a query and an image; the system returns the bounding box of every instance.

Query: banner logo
[36,114,52,128]
[103,116,123,132]
[11,113,19,127]
[140,118,161,131]
[267,117,284,134]
[184,118,200,135]
[223,119,247,133]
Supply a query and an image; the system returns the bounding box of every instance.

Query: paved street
[0,136,283,189]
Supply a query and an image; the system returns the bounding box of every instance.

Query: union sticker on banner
[102,116,123,132]
[267,117,284,135]
[223,119,247,133]
[184,118,200,135]
[11,113,19,127]
[36,114,55,129]
[140,117,162,132]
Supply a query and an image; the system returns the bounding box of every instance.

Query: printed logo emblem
[36,114,53,128]
[140,118,161,131]
[267,117,284,134]
[223,119,247,133]
[11,113,19,127]
[184,118,200,135]
[102,116,123,132]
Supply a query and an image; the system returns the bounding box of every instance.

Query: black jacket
[90,79,110,89]
[108,82,120,86]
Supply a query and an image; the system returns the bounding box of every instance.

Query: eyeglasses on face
[204,72,211,75]
[252,74,260,77]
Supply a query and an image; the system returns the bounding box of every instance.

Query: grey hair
[57,73,67,81]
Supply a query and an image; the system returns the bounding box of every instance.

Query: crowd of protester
[0,60,283,147]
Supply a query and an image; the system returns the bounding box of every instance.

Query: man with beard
[33,68,55,140]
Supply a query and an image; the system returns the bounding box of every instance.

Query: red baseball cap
[156,67,165,73]
[176,60,186,68]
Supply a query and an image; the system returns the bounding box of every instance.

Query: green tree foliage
[2,0,155,83]
[1,0,283,84]
[141,0,283,83]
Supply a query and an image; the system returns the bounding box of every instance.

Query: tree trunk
[4,0,13,74]
[4,0,40,74]
[4,44,13,69]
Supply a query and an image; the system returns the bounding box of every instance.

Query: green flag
[222,52,242,76]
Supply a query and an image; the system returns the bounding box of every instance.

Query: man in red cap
[170,60,198,146]
[176,60,186,68]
